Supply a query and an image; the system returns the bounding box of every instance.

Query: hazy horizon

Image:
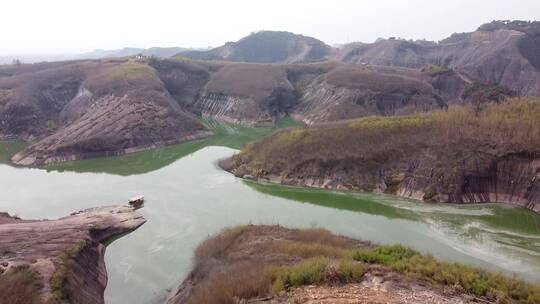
[1,0,539,56]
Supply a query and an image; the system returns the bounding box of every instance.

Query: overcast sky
[1,0,539,55]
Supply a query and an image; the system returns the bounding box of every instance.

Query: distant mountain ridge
[0,46,195,64]
[78,47,191,59]
[335,20,540,96]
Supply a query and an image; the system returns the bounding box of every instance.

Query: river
[0,119,539,303]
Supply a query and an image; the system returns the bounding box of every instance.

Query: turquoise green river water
[1,119,539,303]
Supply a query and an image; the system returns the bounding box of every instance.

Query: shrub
[337,259,366,283]
[267,241,347,258]
[194,225,247,262]
[288,258,329,286]
[423,65,452,76]
[266,257,329,288]
[186,261,270,304]
[352,245,540,303]
[0,265,42,304]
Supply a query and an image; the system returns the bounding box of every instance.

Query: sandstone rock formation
[0,203,146,304]
[0,59,210,166]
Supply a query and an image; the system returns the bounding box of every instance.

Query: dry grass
[352,245,540,303]
[194,225,248,263]
[266,241,348,258]
[183,225,540,303]
[83,61,162,95]
[325,65,432,93]
[206,63,291,101]
[187,262,271,304]
[184,225,362,304]
[234,98,540,176]
[0,265,42,304]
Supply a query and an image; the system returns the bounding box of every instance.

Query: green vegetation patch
[352,245,540,303]
[50,240,88,302]
[422,65,452,76]
[106,62,157,81]
[0,140,28,164]
[266,257,330,291]
[463,82,516,103]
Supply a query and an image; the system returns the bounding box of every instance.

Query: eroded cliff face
[191,63,298,125]
[11,92,211,166]
[292,67,444,124]
[0,64,85,140]
[232,153,540,214]
[0,203,146,304]
[193,93,266,125]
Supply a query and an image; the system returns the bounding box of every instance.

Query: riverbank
[11,130,213,167]
[0,202,145,304]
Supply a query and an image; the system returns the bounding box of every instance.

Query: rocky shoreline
[222,160,540,215]
[0,200,146,304]
[10,130,212,167]
[220,153,540,215]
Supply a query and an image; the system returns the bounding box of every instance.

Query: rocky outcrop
[193,93,264,125]
[192,63,298,125]
[229,153,540,214]
[0,202,146,304]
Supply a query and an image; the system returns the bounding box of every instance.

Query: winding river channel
[1,120,539,304]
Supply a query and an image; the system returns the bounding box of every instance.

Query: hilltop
[178,31,333,63]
